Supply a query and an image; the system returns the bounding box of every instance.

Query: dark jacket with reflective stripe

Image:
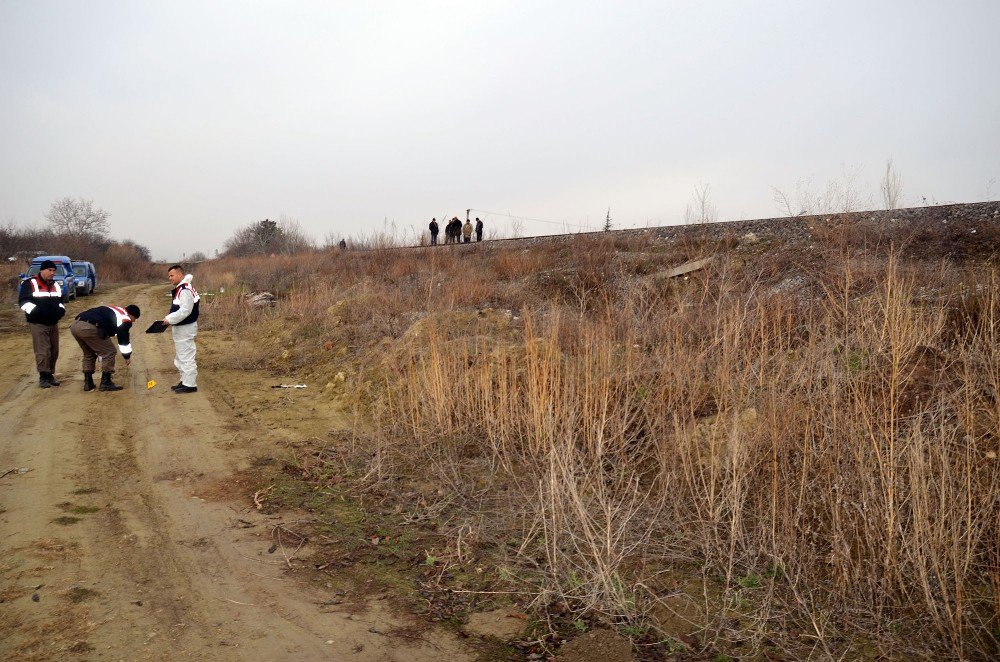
[17,276,66,325]
[76,306,135,358]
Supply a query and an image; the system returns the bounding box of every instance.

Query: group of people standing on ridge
[18,260,200,394]
[428,216,483,245]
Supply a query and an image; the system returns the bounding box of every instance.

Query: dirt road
[0,285,474,660]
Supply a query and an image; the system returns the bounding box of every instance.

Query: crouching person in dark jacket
[18,260,67,388]
[69,304,140,391]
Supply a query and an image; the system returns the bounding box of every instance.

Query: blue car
[21,255,76,303]
[71,261,97,296]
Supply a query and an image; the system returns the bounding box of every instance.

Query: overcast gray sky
[2,1,998,260]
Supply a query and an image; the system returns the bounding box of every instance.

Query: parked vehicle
[20,255,76,303]
[71,261,97,296]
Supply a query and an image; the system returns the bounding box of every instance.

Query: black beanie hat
[125,304,141,318]
[39,259,56,270]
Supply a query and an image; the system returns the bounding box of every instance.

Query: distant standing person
[338,238,347,250]
[429,218,439,245]
[161,265,200,394]
[70,304,141,391]
[475,217,484,242]
[462,218,473,243]
[18,259,66,388]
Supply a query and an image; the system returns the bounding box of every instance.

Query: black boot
[83,371,96,392]
[39,373,51,389]
[45,372,60,386]
[98,372,123,392]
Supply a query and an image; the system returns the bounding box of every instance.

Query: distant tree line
[2,197,156,282]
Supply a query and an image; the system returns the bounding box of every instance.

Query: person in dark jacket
[475,217,484,242]
[429,218,439,245]
[18,259,66,387]
[69,304,140,391]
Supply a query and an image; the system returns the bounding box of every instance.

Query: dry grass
[7,603,99,659]
[194,215,1000,658]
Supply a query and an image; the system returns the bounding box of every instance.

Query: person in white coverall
[162,265,200,394]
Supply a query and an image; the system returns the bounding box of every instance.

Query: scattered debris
[245,292,276,307]
[664,256,712,279]
[270,523,308,568]
[0,467,31,480]
[253,485,274,510]
[271,384,307,389]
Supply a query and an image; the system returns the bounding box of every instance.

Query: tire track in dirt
[1,284,474,660]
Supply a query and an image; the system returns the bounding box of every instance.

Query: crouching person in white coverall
[162,265,200,394]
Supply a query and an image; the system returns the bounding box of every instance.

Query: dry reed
[195,222,1000,658]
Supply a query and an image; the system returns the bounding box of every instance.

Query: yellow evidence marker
[147,380,157,390]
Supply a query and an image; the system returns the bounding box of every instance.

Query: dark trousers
[430,233,438,245]
[476,230,483,242]
[28,322,59,374]
[70,320,118,372]
[463,235,471,243]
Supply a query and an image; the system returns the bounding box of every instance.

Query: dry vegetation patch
[194,204,1000,660]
